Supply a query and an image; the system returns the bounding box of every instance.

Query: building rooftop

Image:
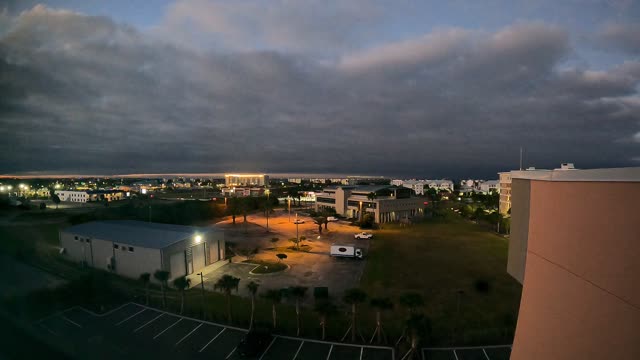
[323,185,395,193]
[62,220,215,249]
[511,167,640,182]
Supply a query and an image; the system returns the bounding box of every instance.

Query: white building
[60,221,225,281]
[315,185,423,223]
[426,180,454,191]
[479,180,500,194]
[55,190,125,203]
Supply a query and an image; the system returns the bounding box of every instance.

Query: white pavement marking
[175,323,203,346]
[153,318,182,339]
[292,340,304,360]
[39,323,58,336]
[359,347,364,360]
[199,328,226,352]
[134,313,163,332]
[326,344,334,360]
[259,337,277,360]
[60,315,82,328]
[116,308,146,326]
[453,349,460,360]
[225,346,237,359]
[482,348,490,360]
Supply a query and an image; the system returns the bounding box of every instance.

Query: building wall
[161,230,225,280]
[507,178,530,283]
[498,172,511,215]
[510,180,640,360]
[55,190,89,203]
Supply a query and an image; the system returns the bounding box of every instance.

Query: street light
[265,189,270,232]
[197,272,206,318]
[288,196,292,222]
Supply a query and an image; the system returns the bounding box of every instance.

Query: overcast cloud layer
[1,3,640,178]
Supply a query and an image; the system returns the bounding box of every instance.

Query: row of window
[113,244,134,252]
[74,236,91,243]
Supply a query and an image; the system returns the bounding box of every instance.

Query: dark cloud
[595,23,640,55]
[1,6,639,178]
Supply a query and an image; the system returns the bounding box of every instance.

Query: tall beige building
[224,174,269,187]
[508,167,640,360]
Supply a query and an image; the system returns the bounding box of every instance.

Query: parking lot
[35,302,395,360]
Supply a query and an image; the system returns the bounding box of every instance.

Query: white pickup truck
[354,232,373,239]
[327,216,338,222]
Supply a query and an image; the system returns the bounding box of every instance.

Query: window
[121,246,126,251]
[128,247,134,252]
[113,244,119,249]
[86,239,91,243]
[74,236,78,240]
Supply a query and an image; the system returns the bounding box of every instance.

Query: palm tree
[403,314,431,359]
[139,272,151,305]
[342,288,367,343]
[246,281,260,330]
[287,286,308,336]
[314,300,337,340]
[396,292,425,345]
[153,270,170,309]
[369,297,393,344]
[214,275,240,323]
[262,289,283,329]
[172,276,191,314]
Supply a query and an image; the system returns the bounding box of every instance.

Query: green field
[361,217,522,345]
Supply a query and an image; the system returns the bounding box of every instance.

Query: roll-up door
[192,243,205,273]
[169,252,186,279]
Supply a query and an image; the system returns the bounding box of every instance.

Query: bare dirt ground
[201,209,371,302]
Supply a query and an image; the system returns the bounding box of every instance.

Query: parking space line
[116,308,146,326]
[482,348,490,360]
[39,323,58,336]
[225,346,237,359]
[359,347,363,360]
[326,344,333,360]
[134,313,164,332]
[77,302,132,317]
[199,328,226,353]
[453,349,459,360]
[153,318,182,339]
[175,323,203,346]
[292,341,304,360]
[258,336,277,360]
[60,315,82,328]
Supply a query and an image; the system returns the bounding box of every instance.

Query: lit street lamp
[288,196,292,222]
[197,272,206,318]
[265,189,270,232]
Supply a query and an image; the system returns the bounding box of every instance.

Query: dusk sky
[1,1,640,178]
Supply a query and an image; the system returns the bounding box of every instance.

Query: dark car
[237,329,273,358]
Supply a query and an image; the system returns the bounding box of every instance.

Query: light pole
[295,219,299,250]
[265,189,270,232]
[197,272,205,318]
[288,196,292,222]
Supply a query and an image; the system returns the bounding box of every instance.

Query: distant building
[224,174,268,187]
[55,190,125,203]
[315,185,423,223]
[507,167,640,360]
[390,179,454,195]
[60,221,225,281]
[221,187,265,197]
[478,180,500,194]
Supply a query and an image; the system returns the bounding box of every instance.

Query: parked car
[237,329,273,357]
[293,219,305,224]
[354,232,373,239]
[327,216,338,222]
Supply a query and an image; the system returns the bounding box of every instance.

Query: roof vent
[559,163,576,170]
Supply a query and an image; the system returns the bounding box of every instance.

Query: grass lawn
[361,216,522,346]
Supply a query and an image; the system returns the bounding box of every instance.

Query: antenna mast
[519,147,523,170]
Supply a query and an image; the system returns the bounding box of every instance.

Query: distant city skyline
[1,1,639,176]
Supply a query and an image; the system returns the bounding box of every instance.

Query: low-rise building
[478,180,500,194]
[315,185,423,223]
[225,174,268,187]
[55,190,125,203]
[60,220,225,281]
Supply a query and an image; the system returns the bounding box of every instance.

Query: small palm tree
[172,276,191,314]
[214,275,240,323]
[246,281,260,330]
[396,292,425,345]
[314,300,337,340]
[153,270,170,309]
[369,297,393,344]
[287,286,308,336]
[262,289,283,329]
[342,288,367,343]
[404,314,431,359]
[139,273,151,305]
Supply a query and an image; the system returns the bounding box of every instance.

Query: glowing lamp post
[265,189,270,232]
